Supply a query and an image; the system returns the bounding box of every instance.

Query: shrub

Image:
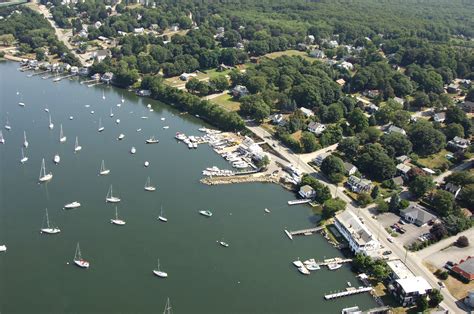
[456,235,469,247]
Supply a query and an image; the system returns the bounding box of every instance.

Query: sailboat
[158,205,167,222]
[20,148,28,164]
[118,133,125,140]
[121,95,125,103]
[99,160,110,175]
[110,108,114,117]
[152,259,168,278]
[106,185,121,203]
[98,118,104,132]
[59,124,66,143]
[40,208,61,234]
[74,136,82,153]
[53,154,60,164]
[162,298,172,314]
[4,115,11,130]
[38,158,53,182]
[48,114,54,130]
[144,177,156,191]
[23,131,28,148]
[145,136,159,144]
[73,242,90,269]
[218,238,229,247]
[110,206,126,225]
[102,90,106,100]
[0,131,5,144]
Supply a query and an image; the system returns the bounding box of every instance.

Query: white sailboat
[152,259,168,278]
[59,124,66,143]
[73,242,90,269]
[106,185,121,203]
[40,208,61,234]
[0,245,7,252]
[23,131,28,148]
[4,115,11,130]
[110,206,126,225]
[110,108,114,117]
[53,154,60,164]
[145,136,159,144]
[130,147,136,154]
[74,136,82,153]
[48,114,54,130]
[158,205,167,222]
[0,131,4,144]
[144,177,156,191]
[38,158,53,182]
[20,148,28,164]
[118,133,125,140]
[162,298,172,314]
[99,160,110,175]
[121,95,125,103]
[218,239,229,247]
[98,118,104,132]
[64,201,81,209]
[102,90,106,100]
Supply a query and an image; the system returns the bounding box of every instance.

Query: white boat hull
[106,197,121,203]
[158,216,168,222]
[60,137,67,143]
[74,259,90,268]
[144,187,156,192]
[39,174,53,182]
[64,202,81,209]
[0,245,6,252]
[41,228,61,234]
[153,270,168,278]
[111,219,126,225]
[20,157,28,164]
[74,146,82,152]
[99,170,110,176]
[98,127,104,132]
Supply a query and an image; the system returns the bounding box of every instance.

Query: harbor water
[0,61,378,313]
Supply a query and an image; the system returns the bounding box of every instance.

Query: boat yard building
[334,210,380,255]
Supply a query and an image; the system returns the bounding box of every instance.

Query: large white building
[334,210,380,255]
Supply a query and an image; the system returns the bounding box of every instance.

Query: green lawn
[211,93,240,112]
[263,49,315,62]
[416,149,451,171]
[202,68,231,79]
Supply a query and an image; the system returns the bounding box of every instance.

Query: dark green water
[0,61,377,313]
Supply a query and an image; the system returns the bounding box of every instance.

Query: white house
[344,162,358,176]
[328,40,339,48]
[433,112,446,123]
[338,61,354,71]
[179,72,197,81]
[334,210,380,255]
[94,21,102,29]
[299,185,316,199]
[307,121,326,135]
[309,49,325,59]
[387,125,407,136]
[299,107,314,117]
[134,27,145,34]
[391,277,432,307]
[347,176,372,193]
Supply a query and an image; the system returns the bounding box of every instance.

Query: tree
[430,190,455,217]
[300,132,318,153]
[417,296,429,312]
[430,223,448,241]
[371,185,379,199]
[429,290,444,308]
[322,198,346,219]
[319,125,343,147]
[321,155,345,183]
[0,34,15,46]
[443,123,465,140]
[409,175,435,198]
[408,121,446,156]
[466,88,474,102]
[221,30,241,48]
[209,76,229,92]
[380,132,413,157]
[347,108,369,133]
[185,77,200,93]
[239,97,270,123]
[358,127,382,144]
[372,263,390,281]
[456,235,469,247]
[337,137,360,161]
[376,198,389,213]
[389,193,401,213]
[358,193,373,207]
[458,184,474,210]
[357,144,396,180]
[446,172,474,186]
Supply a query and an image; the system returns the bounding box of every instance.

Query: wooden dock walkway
[318,258,352,266]
[324,286,372,300]
[284,226,324,240]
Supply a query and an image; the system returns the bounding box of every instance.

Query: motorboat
[327,263,342,270]
[110,207,126,225]
[298,266,310,275]
[73,243,90,269]
[219,241,229,248]
[116,119,120,124]
[130,147,136,154]
[19,102,25,107]
[163,126,169,129]
[0,245,6,252]
[145,136,159,144]
[110,108,114,117]
[64,201,81,209]
[40,208,61,234]
[306,263,321,271]
[292,259,304,268]
[161,117,165,121]
[118,134,125,140]
[53,154,60,164]
[144,161,150,167]
[69,116,73,120]
[199,210,213,217]
[175,132,186,141]
[264,208,271,213]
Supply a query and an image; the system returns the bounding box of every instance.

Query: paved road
[416,228,474,260]
[246,123,465,313]
[434,159,473,184]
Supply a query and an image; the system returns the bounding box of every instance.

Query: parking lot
[375,212,431,247]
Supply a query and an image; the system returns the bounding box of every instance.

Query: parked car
[399,219,407,225]
[383,250,392,255]
[387,237,394,243]
[438,281,445,288]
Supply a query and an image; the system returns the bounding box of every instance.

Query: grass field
[211,93,240,112]
[417,149,451,171]
[263,50,315,62]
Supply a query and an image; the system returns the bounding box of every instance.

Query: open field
[416,149,451,171]
[263,49,315,62]
[211,93,240,112]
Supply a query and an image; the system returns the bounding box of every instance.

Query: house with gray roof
[401,204,436,227]
[387,125,406,136]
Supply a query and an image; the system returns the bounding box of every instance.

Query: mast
[39,158,45,178]
[45,208,50,228]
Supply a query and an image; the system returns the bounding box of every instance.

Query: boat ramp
[324,286,372,300]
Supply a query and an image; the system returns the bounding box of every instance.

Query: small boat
[145,136,159,144]
[130,147,136,154]
[141,116,148,119]
[163,126,169,129]
[0,131,4,144]
[144,177,156,191]
[64,201,81,209]
[147,104,151,108]
[85,105,90,108]
[0,245,6,252]
[48,114,54,130]
[90,110,95,114]
[118,134,125,140]
[264,208,271,213]
[19,102,25,107]
[327,263,342,271]
[38,158,53,182]
[161,117,165,121]
[99,160,110,175]
[158,205,167,222]
[298,266,310,275]
[4,115,11,130]
[116,119,120,124]
[20,148,28,164]
[144,161,150,167]
[162,298,172,314]
[69,116,73,120]
[121,95,125,103]
[199,210,212,217]
[136,128,141,132]
[74,136,82,153]
[116,103,121,107]
[292,259,304,267]
[44,107,49,113]
[40,208,61,234]
[219,240,229,247]
[306,263,321,271]
[73,242,90,269]
[53,154,60,164]
[102,91,106,100]
[59,124,67,143]
[153,259,168,278]
[106,185,121,203]
[110,206,126,225]
[23,131,28,148]
[175,132,186,141]
[97,118,104,132]
[110,108,114,117]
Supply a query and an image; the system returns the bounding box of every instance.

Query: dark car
[383,250,392,255]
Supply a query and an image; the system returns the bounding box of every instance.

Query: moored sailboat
[162,298,172,314]
[38,158,53,182]
[74,136,82,153]
[118,133,125,140]
[110,206,126,225]
[73,242,90,269]
[59,124,66,143]
[23,131,28,148]
[98,118,104,132]
[152,259,168,278]
[4,115,11,130]
[106,185,121,203]
[40,208,61,234]
[99,160,110,175]
[158,205,167,222]
[0,131,4,144]
[48,114,54,130]
[20,148,28,164]
[144,177,156,191]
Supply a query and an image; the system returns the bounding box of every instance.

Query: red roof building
[452,256,474,281]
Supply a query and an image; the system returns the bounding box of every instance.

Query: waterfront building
[390,277,432,307]
[386,259,415,280]
[298,185,315,199]
[334,210,380,255]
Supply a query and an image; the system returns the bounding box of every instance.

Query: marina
[0,62,378,313]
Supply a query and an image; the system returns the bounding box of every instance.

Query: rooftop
[455,256,474,275]
[335,210,374,246]
[396,276,431,294]
[387,259,414,280]
[401,204,436,225]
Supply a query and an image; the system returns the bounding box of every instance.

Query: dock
[53,74,75,82]
[324,286,372,300]
[318,257,352,266]
[287,199,311,205]
[284,226,324,240]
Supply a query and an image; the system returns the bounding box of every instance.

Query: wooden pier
[53,74,75,82]
[318,257,352,266]
[284,226,324,240]
[324,286,372,300]
[287,199,311,205]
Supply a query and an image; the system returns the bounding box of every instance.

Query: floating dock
[318,258,352,266]
[324,286,372,300]
[287,199,311,205]
[284,227,324,240]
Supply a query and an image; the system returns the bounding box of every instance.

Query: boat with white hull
[0,131,4,144]
[118,134,125,140]
[199,210,212,217]
[153,259,168,278]
[130,147,136,154]
[40,208,61,234]
[158,205,167,222]
[59,124,66,143]
[106,185,121,203]
[53,154,60,164]
[64,201,81,209]
[144,177,156,191]
[20,148,28,164]
[74,136,82,153]
[110,207,126,225]
[99,160,110,175]
[73,243,90,269]
[98,118,104,132]
[0,245,6,252]
[38,158,53,182]
[145,136,159,144]
[48,114,54,130]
